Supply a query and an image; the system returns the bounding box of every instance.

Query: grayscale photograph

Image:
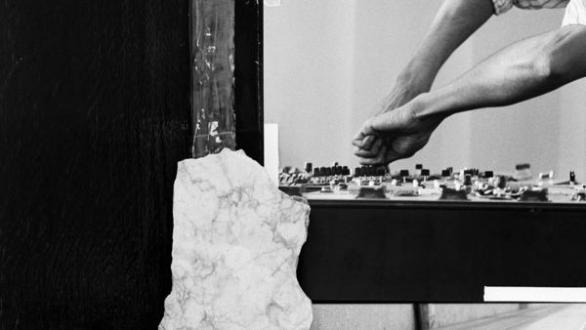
[1,0,586,329]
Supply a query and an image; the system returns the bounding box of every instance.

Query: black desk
[297,199,586,302]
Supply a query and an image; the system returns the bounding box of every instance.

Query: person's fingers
[358,145,387,166]
[357,144,409,166]
[358,156,384,166]
[352,134,376,149]
[354,137,383,157]
[362,135,376,149]
[352,126,366,142]
[354,149,377,158]
[371,137,383,153]
[354,147,377,158]
[351,135,366,147]
[352,118,378,147]
[351,129,366,146]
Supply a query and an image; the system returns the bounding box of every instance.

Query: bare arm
[396,0,495,95]
[356,25,586,165]
[361,0,494,149]
[413,24,586,120]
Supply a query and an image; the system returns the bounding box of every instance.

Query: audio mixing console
[279,162,586,203]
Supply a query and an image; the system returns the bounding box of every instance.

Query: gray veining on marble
[160,149,312,330]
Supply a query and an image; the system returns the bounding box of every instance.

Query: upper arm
[546,24,586,82]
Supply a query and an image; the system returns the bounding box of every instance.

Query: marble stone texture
[160,149,313,330]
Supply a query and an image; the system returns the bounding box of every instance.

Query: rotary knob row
[313,166,350,177]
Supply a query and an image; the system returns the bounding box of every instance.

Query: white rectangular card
[485,286,586,302]
[264,123,279,186]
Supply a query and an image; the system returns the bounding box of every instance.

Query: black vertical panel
[234,0,263,165]
[0,0,190,328]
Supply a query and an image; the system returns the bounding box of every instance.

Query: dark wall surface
[0,1,190,328]
[235,0,263,165]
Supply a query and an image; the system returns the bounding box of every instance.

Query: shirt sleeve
[492,0,515,15]
[562,0,586,25]
[492,0,570,15]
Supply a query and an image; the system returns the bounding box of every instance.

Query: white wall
[265,1,584,179]
[557,79,586,181]
[264,0,356,168]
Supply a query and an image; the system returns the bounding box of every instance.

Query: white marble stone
[160,149,313,330]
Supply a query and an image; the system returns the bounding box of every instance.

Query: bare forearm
[414,25,586,120]
[398,0,494,90]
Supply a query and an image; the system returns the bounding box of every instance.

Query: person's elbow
[539,25,586,84]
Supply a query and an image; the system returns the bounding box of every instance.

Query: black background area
[0,0,190,328]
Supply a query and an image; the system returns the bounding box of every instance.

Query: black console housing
[298,199,586,302]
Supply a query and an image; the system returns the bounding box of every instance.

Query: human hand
[352,100,443,165]
[358,79,428,150]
